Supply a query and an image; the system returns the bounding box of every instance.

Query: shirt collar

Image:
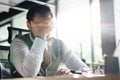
[29,32,34,42]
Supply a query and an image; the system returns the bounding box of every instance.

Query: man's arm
[10,37,47,77]
[60,41,89,71]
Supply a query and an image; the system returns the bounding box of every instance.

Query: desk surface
[4,74,120,80]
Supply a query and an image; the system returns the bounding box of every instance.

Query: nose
[45,20,53,25]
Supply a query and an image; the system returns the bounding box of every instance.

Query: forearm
[22,37,47,77]
[62,52,89,71]
[10,37,47,77]
[60,41,89,71]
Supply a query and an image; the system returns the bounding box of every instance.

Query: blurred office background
[0,0,120,70]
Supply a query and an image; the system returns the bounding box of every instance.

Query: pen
[70,70,82,74]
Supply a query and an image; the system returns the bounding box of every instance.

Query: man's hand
[30,18,54,40]
[55,69,72,75]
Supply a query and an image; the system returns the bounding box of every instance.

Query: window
[0,23,11,46]
[114,0,120,44]
[57,0,103,67]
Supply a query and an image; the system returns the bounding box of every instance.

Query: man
[9,4,89,78]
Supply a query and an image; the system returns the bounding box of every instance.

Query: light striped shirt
[10,33,89,77]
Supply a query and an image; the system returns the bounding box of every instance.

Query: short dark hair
[26,4,52,21]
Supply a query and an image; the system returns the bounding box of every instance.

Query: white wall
[114,0,120,45]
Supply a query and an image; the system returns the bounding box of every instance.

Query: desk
[4,75,120,80]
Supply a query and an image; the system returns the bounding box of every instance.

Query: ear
[26,21,31,30]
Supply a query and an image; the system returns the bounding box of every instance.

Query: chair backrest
[0,59,11,79]
[7,27,30,44]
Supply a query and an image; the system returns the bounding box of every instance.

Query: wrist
[35,36,46,40]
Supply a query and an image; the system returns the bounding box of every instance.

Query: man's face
[27,13,54,37]
[32,13,53,25]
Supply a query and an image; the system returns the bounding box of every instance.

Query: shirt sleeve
[10,37,47,77]
[60,41,89,71]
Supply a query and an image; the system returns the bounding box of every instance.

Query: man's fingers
[56,69,71,75]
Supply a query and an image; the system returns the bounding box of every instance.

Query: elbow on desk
[17,66,39,78]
